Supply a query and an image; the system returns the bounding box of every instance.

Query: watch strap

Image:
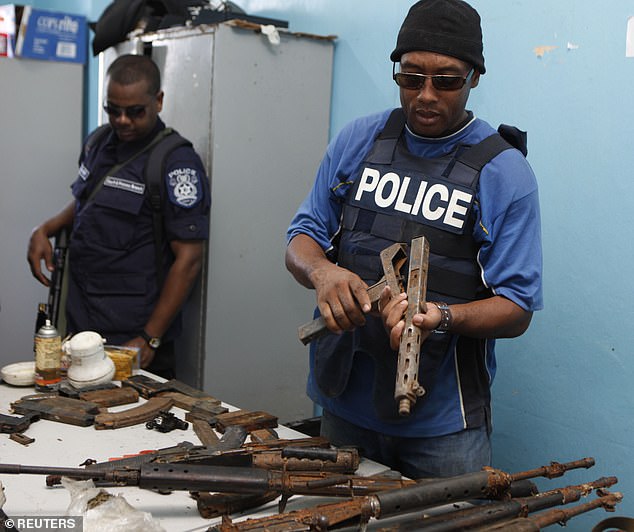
[140,330,161,349]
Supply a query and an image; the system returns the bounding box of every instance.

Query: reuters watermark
[3,517,83,531]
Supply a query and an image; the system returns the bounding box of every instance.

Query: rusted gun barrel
[395,236,430,416]
[0,461,413,498]
[214,458,596,531]
[476,490,623,531]
[410,476,617,531]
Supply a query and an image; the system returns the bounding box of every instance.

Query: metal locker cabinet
[100,22,334,421]
[0,59,83,365]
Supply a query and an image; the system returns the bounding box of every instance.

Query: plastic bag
[62,478,165,532]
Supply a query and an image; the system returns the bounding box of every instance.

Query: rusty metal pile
[0,372,623,530]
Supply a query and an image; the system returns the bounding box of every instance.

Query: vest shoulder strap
[447,125,527,187]
[373,111,527,172]
[143,129,192,286]
[377,108,407,140]
[456,133,513,172]
[143,129,192,210]
[367,109,407,165]
[456,124,527,172]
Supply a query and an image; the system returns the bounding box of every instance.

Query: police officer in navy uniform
[28,54,210,379]
[285,0,543,479]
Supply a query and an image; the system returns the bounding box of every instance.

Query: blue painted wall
[29,1,634,528]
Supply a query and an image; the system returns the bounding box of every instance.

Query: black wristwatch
[140,330,161,350]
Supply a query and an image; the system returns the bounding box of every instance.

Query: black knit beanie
[390,0,485,74]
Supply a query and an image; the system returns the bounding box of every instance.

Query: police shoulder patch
[167,167,201,208]
[78,163,90,181]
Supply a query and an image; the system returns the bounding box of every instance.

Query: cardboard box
[105,345,140,381]
[11,5,87,63]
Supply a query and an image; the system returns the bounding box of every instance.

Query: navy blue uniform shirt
[67,118,210,344]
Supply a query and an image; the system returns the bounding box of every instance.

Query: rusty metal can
[34,319,61,391]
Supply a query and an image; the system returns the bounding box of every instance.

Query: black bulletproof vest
[313,109,522,421]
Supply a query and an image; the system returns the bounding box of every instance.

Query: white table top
[0,376,392,531]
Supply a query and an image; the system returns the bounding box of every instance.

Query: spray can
[34,319,61,391]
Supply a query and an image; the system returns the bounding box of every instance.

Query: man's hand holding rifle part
[297,236,436,416]
[296,240,408,344]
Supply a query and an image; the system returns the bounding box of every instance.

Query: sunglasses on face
[103,102,148,120]
[393,65,475,91]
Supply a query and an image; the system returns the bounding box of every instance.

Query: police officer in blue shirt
[286,0,542,479]
[28,55,210,379]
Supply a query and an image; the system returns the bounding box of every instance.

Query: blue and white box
[15,5,87,63]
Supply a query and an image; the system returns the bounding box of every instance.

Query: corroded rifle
[476,490,623,531]
[405,476,618,531]
[211,458,596,531]
[0,461,412,498]
[61,437,360,474]
[395,236,430,416]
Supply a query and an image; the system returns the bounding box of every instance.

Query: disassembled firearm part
[395,236,430,416]
[0,412,40,434]
[146,410,189,433]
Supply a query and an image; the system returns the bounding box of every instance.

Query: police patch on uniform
[167,167,201,207]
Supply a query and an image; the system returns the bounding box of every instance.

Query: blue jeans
[320,410,491,479]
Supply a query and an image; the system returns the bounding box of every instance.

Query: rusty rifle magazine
[10,396,99,427]
[78,386,139,408]
[0,412,40,434]
[395,236,430,416]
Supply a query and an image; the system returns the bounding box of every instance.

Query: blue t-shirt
[287,109,543,437]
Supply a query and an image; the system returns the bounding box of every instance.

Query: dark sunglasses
[393,65,474,91]
[103,102,148,120]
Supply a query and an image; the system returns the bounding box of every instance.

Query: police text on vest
[354,167,473,229]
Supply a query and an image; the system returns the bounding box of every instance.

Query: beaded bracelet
[432,302,452,333]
